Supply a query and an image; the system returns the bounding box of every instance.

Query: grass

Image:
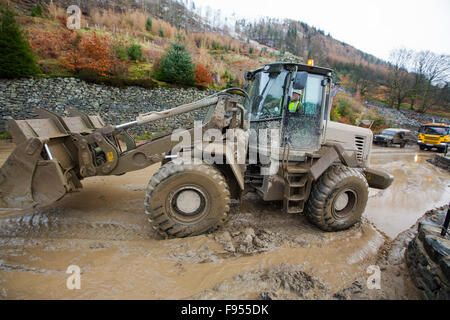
[128,62,152,79]
[133,131,156,141]
[0,131,12,140]
[132,129,171,141]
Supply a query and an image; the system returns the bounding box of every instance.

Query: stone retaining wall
[0,77,217,136]
[406,208,450,299]
[427,154,450,172]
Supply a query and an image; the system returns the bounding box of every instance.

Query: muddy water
[365,146,450,239]
[0,141,443,299]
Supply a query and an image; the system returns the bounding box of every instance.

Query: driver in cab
[288,89,303,113]
[275,89,303,115]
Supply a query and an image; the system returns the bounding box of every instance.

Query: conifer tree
[154,41,195,85]
[0,7,39,78]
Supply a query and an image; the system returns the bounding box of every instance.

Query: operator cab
[244,62,333,158]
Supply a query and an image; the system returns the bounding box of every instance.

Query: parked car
[373,128,410,148]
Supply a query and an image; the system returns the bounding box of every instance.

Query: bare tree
[412,51,450,113]
[387,48,414,110]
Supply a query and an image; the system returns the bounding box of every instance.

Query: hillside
[1,0,449,120]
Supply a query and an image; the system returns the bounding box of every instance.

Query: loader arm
[0,91,246,210]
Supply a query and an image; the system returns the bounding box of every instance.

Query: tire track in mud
[0,208,156,241]
[192,263,330,300]
[0,262,61,275]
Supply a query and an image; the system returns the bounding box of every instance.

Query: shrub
[222,70,232,80]
[146,18,152,31]
[31,5,43,17]
[78,68,99,82]
[60,32,123,76]
[333,99,357,125]
[221,70,235,88]
[114,45,128,61]
[330,92,366,126]
[127,44,142,61]
[29,28,70,59]
[365,109,388,132]
[0,8,40,78]
[194,63,212,87]
[225,77,234,89]
[154,42,195,86]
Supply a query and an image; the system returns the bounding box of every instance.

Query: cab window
[250,70,288,120]
[301,74,324,116]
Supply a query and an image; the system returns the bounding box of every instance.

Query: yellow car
[417,123,450,153]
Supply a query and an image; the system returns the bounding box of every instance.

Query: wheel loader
[0,62,393,238]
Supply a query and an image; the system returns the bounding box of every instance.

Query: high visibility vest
[276,99,301,114]
[288,101,300,112]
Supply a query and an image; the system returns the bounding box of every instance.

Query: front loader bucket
[0,137,67,210]
[0,107,106,210]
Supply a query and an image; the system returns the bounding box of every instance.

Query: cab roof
[248,62,333,77]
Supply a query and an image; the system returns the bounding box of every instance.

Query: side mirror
[293,72,308,90]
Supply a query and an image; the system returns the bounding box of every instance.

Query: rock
[366,101,449,131]
[215,231,235,253]
[244,227,255,238]
[216,231,232,242]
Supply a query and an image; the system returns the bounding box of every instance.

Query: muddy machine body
[0,62,393,237]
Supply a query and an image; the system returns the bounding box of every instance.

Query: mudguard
[363,168,394,190]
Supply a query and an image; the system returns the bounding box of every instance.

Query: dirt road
[0,142,448,299]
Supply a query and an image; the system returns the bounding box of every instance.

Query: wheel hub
[334,192,349,211]
[175,189,202,215]
[332,188,358,219]
[168,185,209,223]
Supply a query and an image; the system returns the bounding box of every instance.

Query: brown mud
[0,142,448,299]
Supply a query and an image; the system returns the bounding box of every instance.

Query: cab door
[248,70,289,159]
[283,73,326,153]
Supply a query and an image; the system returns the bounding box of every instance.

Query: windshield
[419,126,449,135]
[381,130,396,136]
[245,70,288,121]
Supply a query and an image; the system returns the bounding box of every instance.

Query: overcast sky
[191,0,450,62]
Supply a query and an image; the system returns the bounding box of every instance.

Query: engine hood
[325,121,372,167]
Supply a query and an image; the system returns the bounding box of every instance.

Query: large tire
[306,165,369,232]
[145,160,230,238]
